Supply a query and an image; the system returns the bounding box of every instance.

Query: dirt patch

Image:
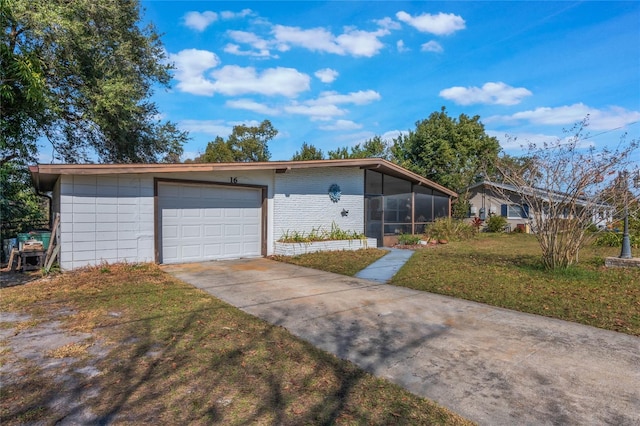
[0,271,42,289]
[0,307,111,425]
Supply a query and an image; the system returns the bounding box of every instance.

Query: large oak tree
[1,0,187,165]
[1,0,187,239]
[392,107,501,192]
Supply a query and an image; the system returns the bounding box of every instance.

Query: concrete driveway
[162,258,640,426]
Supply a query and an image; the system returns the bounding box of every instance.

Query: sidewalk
[354,247,413,283]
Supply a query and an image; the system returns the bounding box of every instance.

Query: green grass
[273,235,640,336]
[0,263,471,425]
[390,234,640,336]
[271,248,388,276]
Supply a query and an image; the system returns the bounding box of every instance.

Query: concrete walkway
[163,258,640,426]
[354,247,414,283]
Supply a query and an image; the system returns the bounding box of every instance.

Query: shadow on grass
[1,269,467,425]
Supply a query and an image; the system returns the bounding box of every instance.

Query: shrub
[425,218,475,242]
[470,217,484,233]
[397,233,422,245]
[593,231,639,249]
[485,215,508,233]
[279,222,365,243]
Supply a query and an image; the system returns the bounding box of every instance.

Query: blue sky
[138,1,639,163]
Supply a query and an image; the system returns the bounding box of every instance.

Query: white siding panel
[56,174,155,270]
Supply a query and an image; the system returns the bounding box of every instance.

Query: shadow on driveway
[164,258,640,426]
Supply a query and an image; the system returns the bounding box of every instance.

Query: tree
[327,136,391,160]
[495,120,639,269]
[0,162,46,241]
[1,0,187,165]
[291,142,324,161]
[391,107,501,192]
[195,120,277,163]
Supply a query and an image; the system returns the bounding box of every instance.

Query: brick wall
[273,167,365,241]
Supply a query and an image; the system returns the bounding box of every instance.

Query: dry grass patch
[46,341,93,359]
[1,263,471,425]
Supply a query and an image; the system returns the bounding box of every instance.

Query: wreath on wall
[328,184,341,203]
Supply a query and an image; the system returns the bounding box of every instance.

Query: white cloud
[225,99,280,115]
[397,40,409,52]
[223,43,272,58]
[375,17,402,30]
[380,130,406,141]
[284,90,381,121]
[439,82,532,106]
[211,66,310,97]
[319,120,363,131]
[310,90,381,106]
[183,11,218,32]
[272,25,389,57]
[284,103,346,120]
[488,103,640,130]
[396,11,466,35]
[421,40,443,53]
[225,30,274,57]
[179,119,232,136]
[220,9,252,20]
[228,31,269,49]
[315,68,339,83]
[170,50,310,98]
[169,49,220,96]
[336,29,388,57]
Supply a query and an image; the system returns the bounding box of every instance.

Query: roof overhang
[29,158,458,198]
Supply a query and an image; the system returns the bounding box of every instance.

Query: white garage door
[158,182,262,264]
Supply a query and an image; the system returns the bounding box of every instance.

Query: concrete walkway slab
[354,247,414,283]
[163,258,640,426]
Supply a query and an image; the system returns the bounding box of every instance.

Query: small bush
[485,215,508,233]
[593,231,639,248]
[397,233,422,245]
[279,222,365,243]
[425,218,475,241]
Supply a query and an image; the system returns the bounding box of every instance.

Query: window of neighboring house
[501,204,529,218]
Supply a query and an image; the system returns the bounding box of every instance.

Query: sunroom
[364,169,454,246]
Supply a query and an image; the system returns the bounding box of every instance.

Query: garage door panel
[204,243,222,256]
[159,182,262,264]
[224,242,241,255]
[182,225,202,238]
[204,225,222,237]
[204,209,222,218]
[243,224,259,236]
[224,224,242,237]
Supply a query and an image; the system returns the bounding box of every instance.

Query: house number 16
[230,177,238,183]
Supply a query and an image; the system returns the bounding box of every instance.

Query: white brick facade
[273,167,365,240]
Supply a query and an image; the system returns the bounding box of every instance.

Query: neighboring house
[466,181,612,232]
[30,159,456,270]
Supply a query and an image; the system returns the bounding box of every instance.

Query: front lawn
[271,248,388,276]
[0,263,470,425]
[391,234,640,336]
